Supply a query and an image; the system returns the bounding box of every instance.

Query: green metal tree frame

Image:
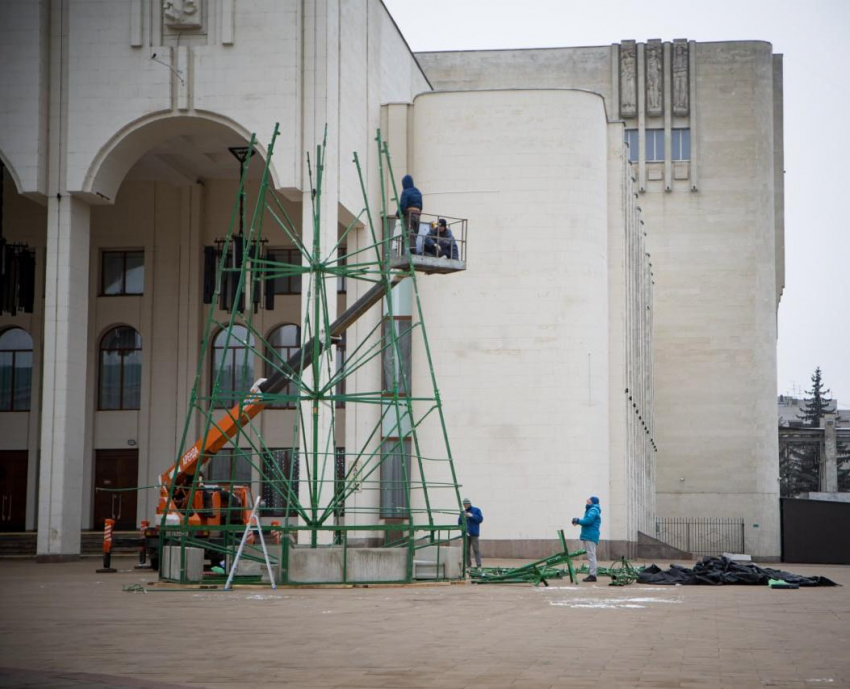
[158,126,467,585]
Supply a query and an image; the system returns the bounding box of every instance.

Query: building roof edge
[414,39,778,57]
[379,0,433,91]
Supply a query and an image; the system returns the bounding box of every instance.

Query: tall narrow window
[380,438,410,518]
[102,251,144,296]
[266,324,300,409]
[261,448,300,517]
[266,248,302,296]
[335,333,346,409]
[98,326,142,410]
[624,129,639,163]
[645,129,665,162]
[206,448,253,486]
[334,447,346,517]
[382,318,412,396]
[0,328,33,412]
[211,326,255,409]
[672,128,691,161]
[337,250,347,294]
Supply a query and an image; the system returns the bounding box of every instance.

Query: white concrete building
[0,2,783,559]
[417,40,785,558]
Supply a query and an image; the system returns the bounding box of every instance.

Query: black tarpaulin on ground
[637,556,839,586]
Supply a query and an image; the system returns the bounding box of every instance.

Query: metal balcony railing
[384,213,468,274]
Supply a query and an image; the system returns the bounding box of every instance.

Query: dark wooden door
[94,449,138,530]
[0,451,28,531]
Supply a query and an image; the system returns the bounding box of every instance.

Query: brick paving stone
[1,557,849,688]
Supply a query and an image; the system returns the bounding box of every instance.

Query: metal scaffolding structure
[155,126,469,585]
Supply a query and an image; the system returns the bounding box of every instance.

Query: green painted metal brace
[470,530,586,586]
[557,529,577,584]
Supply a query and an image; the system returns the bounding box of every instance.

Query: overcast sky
[383,0,850,404]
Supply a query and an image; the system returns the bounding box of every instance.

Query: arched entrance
[81,114,282,204]
[33,114,303,558]
[0,154,45,537]
[79,115,301,538]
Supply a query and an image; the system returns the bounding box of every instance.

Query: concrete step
[0,531,141,558]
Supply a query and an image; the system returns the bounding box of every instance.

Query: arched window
[0,328,33,412]
[98,326,142,410]
[266,324,300,409]
[211,326,255,409]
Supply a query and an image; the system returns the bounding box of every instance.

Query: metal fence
[655,517,745,557]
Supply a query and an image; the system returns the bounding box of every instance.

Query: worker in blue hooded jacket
[399,175,422,252]
[572,496,602,582]
[458,498,483,569]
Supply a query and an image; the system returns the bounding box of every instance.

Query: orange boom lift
[153,278,400,533]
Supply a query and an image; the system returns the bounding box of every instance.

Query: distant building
[778,395,850,428]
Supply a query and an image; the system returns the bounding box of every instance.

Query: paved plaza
[0,557,848,688]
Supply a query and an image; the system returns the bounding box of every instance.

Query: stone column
[300,0,340,545]
[821,413,838,493]
[37,195,91,561]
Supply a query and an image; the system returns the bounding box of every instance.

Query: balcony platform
[389,254,466,274]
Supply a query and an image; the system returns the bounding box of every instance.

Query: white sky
[383,0,850,405]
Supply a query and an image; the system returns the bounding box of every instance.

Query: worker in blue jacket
[399,175,422,252]
[458,498,484,569]
[572,496,602,582]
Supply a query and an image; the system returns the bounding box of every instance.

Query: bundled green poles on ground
[471,530,586,586]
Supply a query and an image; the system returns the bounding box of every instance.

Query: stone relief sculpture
[673,39,690,116]
[163,0,203,30]
[645,40,663,116]
[620,41,637,119]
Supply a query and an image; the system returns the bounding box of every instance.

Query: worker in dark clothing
[399,175,422,253]
[424,218,459,259]
[458,498,484,569]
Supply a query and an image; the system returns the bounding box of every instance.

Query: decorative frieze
[645,39,663,116]
[673,39,689,116]
[613,37,696,190]
[163,0,203,31]
[620,40,637,119]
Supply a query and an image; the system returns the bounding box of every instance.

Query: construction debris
[576,556,644,586]
[638,556,839,586]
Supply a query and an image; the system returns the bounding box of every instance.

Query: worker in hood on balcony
[572,496,602,582]
[399,174,422,253]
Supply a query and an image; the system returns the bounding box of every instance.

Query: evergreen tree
[778,367,834,496]
[779,441,820,497]
[797,367,832,428]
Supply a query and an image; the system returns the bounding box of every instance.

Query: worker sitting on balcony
[424,218,459,259]
[399,174,422,252]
